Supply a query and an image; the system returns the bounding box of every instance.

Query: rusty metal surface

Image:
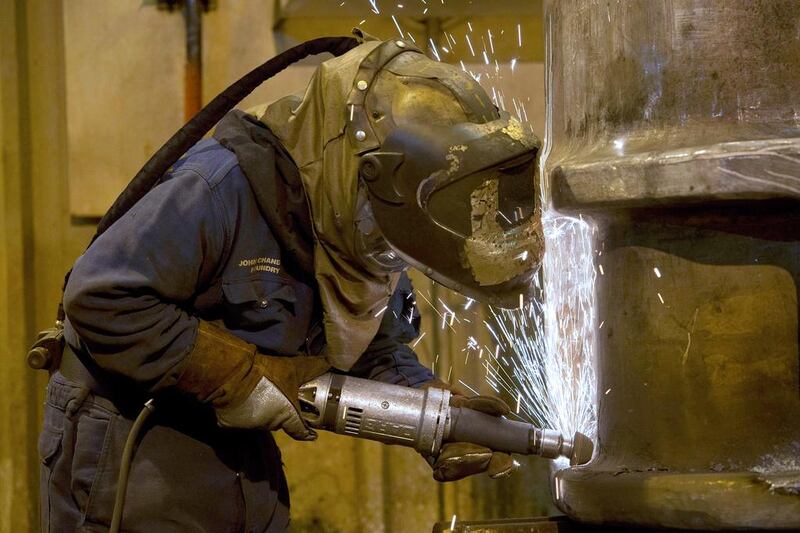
[542,0,800,529]
[543,0,800,208]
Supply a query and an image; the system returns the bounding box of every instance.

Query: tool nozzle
[565,431,594,466]
[534,429,594,465]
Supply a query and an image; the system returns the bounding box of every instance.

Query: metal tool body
[299,373,593,465]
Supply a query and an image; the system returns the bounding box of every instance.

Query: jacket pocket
[221,277,297,331]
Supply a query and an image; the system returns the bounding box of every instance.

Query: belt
[59,345,147,413]
[59,346,218,429]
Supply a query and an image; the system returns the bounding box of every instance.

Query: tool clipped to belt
[27,320,65,373]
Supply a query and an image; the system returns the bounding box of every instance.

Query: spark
[349,104,354,121]
[517,23,522,47]
[487,213,598,447]
[516,393,522,413]
[450,514,457,531]
[463,298,474,310]
[359,19,366,25]
[373,305,387,317]
[428,38,441,61]
[653,266,662,278]
[423,7,428,13]
[467,21,473,32]
[438,298,457,319]
[605,388,612,395]
[416,290,456,333]
[487,29,495,54]
[510,57,517,72]
[368,0,380,13]
[465,34,476,57]
[598,264,604,275]
[391,14,404,38]
[657,292,665,304]
[457,380,480,396]
[519,101,529,123]
[482,50,490,65]
[411,331,426,348]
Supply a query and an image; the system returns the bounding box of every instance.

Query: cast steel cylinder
[543,1,800,529]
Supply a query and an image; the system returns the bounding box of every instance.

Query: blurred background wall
[0,1,550,531]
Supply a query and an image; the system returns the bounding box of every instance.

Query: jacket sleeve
[63,168,227,391]
[347,273,435,387]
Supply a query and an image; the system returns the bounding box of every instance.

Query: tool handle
[446,407,533,455]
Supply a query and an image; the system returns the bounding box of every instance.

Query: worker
[38,34,542,531]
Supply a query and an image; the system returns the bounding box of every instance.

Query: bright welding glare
[488,213,598,443]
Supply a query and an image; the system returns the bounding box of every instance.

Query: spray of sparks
[349,1,598,449]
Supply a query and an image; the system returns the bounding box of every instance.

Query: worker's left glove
[421,379,518,482]
[175,321,330,440]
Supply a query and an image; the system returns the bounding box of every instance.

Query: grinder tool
[299,373,594,465]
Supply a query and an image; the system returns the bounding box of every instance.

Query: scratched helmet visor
[362,114,543,308]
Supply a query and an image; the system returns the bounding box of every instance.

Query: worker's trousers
[38,372,290,532]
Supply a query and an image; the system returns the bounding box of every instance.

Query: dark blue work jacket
[63,139,434,394]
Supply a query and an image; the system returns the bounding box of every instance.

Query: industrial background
[1,1,551,532]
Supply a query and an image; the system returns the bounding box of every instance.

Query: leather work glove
[175,321,330,440]
[421,379,518,482]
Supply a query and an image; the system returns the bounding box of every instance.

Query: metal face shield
[426,153,540,287]
[359,114,543,308]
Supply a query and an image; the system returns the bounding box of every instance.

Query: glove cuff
[175,321,260,408]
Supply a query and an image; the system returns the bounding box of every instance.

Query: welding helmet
[348,40,543,307]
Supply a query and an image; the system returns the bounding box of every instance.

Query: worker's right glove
[175,321,330,440]
[421,380,518,482]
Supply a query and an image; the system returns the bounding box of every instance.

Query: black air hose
[94,36,358,241]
